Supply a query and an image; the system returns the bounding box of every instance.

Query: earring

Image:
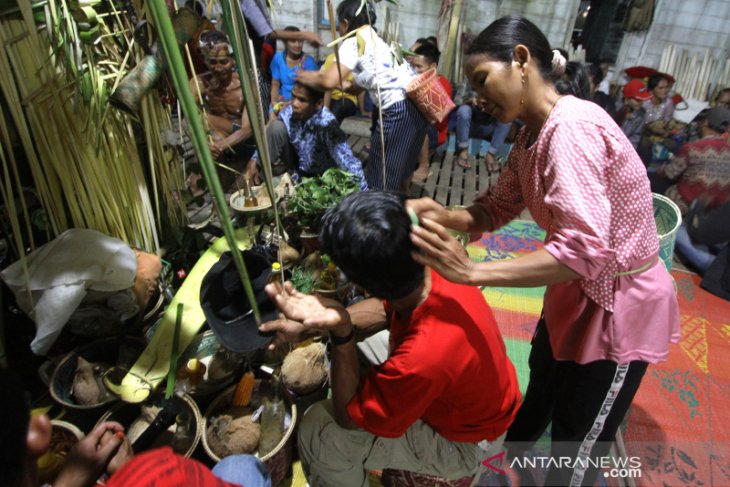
[520,70,526,105]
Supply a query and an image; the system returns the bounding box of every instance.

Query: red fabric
[106,448,238,487]
[346,271,521,443]
[673,137,730,209]
[435,75,453,146]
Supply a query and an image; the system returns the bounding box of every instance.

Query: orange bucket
[405,67,455,124]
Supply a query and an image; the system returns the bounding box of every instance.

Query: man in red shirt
[262,191,520,486]
[409,44,453,183]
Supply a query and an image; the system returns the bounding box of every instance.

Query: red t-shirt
[346,271,521,443]
[106,448,238,487]
[436,74,453,146]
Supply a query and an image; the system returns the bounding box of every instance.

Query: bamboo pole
[148,0,261,322]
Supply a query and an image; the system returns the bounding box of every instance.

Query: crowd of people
[6,0,730,486]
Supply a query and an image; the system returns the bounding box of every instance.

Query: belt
[614,255,659,277]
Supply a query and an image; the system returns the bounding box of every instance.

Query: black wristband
[330,327,355,346]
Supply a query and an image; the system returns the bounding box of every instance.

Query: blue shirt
[254,105,368,189]
[270,52,318,102]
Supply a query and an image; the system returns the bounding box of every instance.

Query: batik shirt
[254,105,367,189]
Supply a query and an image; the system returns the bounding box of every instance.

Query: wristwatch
[330,326,355,346]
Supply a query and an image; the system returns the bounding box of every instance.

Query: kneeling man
[263,191,520,486]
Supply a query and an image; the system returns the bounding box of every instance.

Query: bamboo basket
[202,382,297,486]
[405,67,455,124]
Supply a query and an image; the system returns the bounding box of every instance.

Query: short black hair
[293,81,325,104]
[426,36,438,46]
[0,370,30,486]
[336,0,376,33]
[319,191,424,300]
[414,43,441,66]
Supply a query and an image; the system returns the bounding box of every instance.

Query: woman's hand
[410,217,474,285]
[296,70,319,88]
[406,197,449,226]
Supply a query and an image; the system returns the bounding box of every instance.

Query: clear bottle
[258,373,285,457]
[243,178,258,208]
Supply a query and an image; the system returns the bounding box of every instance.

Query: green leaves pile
[289,168,360,230]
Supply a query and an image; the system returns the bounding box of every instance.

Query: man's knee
[457,104,472,121]
[267,119,288,142]
[298,400,337,463]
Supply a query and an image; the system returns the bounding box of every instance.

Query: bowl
[230,185,276,213]
[176,331,247,396]
[97,392,202,458]
[49,337,146,410]
[37,420,84,483]
[202,381,297,486]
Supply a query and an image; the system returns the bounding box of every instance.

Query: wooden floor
[347,133,503,207]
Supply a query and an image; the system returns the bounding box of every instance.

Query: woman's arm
[270,79,282,105]
[297,62,353,91]
[410,218,579,287]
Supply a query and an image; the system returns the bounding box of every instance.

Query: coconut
[207,409,260,457]
[281,342,327,395]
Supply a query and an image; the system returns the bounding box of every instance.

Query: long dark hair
[336,0,376,33]
[466,15,553,81]
[555,62,591,100]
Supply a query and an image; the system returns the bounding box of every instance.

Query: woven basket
[652,193,682,271]
[97,393,202,458]
[202,382,297,486]
[405,67,455,124]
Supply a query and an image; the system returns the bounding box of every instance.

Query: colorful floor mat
[467,220,730,487]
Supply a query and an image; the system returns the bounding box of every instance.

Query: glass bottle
[268,261,283,285]
[171,411,193,454]
[319,262,340,291]
[258,373,285,457]
[243,178,258,208]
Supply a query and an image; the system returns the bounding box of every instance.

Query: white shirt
[337,26,414,110]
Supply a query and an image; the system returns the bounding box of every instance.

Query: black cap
[200,251,279,353]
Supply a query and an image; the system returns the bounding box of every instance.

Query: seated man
[244,82,367,189]
[616,79,651,152]
[452,78,511,171]
[189,38,252,162]
[261,191,521,486]
[409,43,452,183]
[651,107,730,276]
[0,369,271,487]
[652,107,730,215]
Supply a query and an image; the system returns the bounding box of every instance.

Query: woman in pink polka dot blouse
[408,16,679,487]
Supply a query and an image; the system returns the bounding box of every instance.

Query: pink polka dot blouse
[474,96,680,364]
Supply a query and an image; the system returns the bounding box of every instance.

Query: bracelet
[330,326,355,346]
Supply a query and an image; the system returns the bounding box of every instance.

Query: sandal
[485,153,501,172]
[457,152,471,169]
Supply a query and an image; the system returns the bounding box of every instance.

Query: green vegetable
[290,265,318,294]
[289,168,360,230]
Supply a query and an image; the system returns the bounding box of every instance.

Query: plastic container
[652,193,682,271]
